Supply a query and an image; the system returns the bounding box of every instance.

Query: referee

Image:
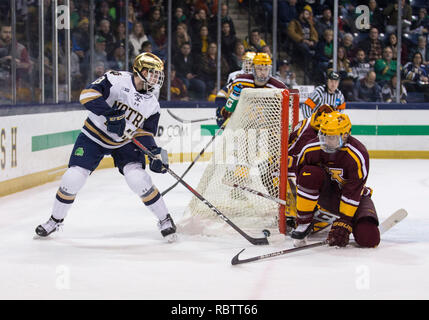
[301,71,346,118]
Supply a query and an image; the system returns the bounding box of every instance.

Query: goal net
[180,88,300,237]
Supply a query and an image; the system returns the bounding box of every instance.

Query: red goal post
[279,89,300,234]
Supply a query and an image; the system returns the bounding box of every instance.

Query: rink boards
[1,103,429,196]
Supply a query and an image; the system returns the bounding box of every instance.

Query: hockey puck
[262,229,271,237]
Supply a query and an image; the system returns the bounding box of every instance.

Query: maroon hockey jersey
[296,135,372,218]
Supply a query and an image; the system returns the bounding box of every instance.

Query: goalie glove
[327,217,352,247]
[149,147,169,173]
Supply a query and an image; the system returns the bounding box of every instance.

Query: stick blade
[379,208,408,234]
[249,236,269,246]
[231,249,246,265]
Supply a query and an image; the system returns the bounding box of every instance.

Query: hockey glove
[149,147,169,173]
[105,109,126,136]
[327,217,352,247]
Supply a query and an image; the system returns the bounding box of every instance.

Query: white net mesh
[179,88,299,236]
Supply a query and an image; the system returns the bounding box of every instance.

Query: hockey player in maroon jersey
[288,104,335,179]
[291,111,380,248]
[216,52,286,125]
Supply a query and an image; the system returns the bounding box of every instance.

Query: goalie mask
[252,53,272,84]
[242,51,256,73]
[133,52,165,92]
[318,111,351,153]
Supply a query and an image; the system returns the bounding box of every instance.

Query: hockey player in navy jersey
[35,52,177,242]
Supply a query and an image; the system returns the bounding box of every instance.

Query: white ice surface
[0,159,428,300]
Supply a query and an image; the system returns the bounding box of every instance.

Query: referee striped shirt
[301,85,346,118]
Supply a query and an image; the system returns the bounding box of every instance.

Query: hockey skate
[158,214,177,243]
[35,216,64,237]
[291,222,313,247]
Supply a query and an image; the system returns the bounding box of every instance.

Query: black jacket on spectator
[172,52,200,79]
[353,78,382,102]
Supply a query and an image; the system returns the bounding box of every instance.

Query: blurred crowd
[1,0,429,104]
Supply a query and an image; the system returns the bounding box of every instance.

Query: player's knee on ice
[353,217,380,248]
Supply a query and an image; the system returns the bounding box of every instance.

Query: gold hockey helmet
[310,104,335,130]
[242,51,256,73]
[318,111,351,153]
[252,53,272,83]
[133,52,165,91]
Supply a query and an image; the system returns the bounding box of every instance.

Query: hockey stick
[130,136,269,245]
[229,182,339,225]
[231,208,408,265]
[167,109,217,123]
[161,119,229,196]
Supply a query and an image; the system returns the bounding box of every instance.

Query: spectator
[172,42,206,100]
[96,1,114,25]
[409,36,429,66]
[339,75,356,102]
[335,46,353,80]
[275,59,297,88]
[160,64,189,101]
[145,6,164,36]
[229,42,246,72]
[114,22,127,44]
[83,35,109,81]
[190,8,209,39]
[385,33,407,65]
[262,0,294,29]
[129,22,148,61]
[97,19,115,57]
[72,18,90,61]
[221,21,238,67]
[282,0,298,27]
[69,0,81,30]
[261,45,272,57]
[383,0,412,34]
[0,24,32,102]
[315,28,334,82]
[315,7,333,39]
[192,25,213,63]
[381,75,407,103]
[108,41,126,70]
[402,52,429,101]
[353,71,382,102]
[172,22,192,56]
[141,40,152,53]
[357,27,383,66]
[125,2,138,32]
[341,33,354,61]
[78,1,90,20]
[243,29,267,52]
[94,60,106,78]
[219,3,236,36]
[350,49,371,81]
[368,0,385,32]
[374,46,397,85]
[287,5,318,84]
[200,42,230,97]
[172,6,189,31]
[148,23,167,61]
[410,8,429,35]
